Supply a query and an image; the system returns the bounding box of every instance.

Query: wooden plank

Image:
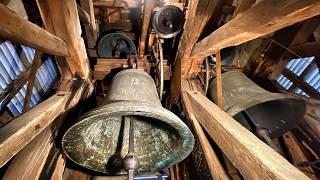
[0,4,69,57]
[191,0,320,60]
[93,0,140,8]
[0,92,70,167]
[233,0,255,15]
[23,51,43,112]
[139,0,154,57]
[181,92,229,179]
[214,50,241,179]
[36,0,91,79]
[3,128,54,180]
[80,0,98,49]
[109,22,133,31]
[77,4,91,24]
[51,154,66,180]
[186,90,309,179]
[286,41,320,59]
[169,0,220,103]
[282,68,320,98]
[282,132,317,179]
[215,51,223,108]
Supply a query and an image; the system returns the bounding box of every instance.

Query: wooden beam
[0,92,69,167]
[0,4,69,57]
[23,51,43,112]
[181,92,229,179]
[93,0,140,8]
[233,0,255,15]
[80,0,98,49]
[282,132,317,179]
[282,68,320,98]
[191,0,320,60]
[186,90,309,179]
[36,0,91,79]
[169,0,220,103]
[3,128,54,179]
[3,78,93,179]
[139,0,154,57]
[285,41,320,59]
[215,51,223,108]
[77,4,91,24]
[51,154,65,180]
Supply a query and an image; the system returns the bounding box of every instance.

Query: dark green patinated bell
[62,69,194,175]
[208,71,306,139]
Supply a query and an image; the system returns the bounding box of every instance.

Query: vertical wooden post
[215,50,223,108]
[80,0,98,49]
[139,0,154,57]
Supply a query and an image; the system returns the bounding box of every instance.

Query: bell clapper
[123,116,140,180]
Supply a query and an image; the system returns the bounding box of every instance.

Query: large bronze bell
[62,69,194,175]
[208,71,306,139]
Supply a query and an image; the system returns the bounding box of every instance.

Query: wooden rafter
[282,68,320,98]
[80,0,98,49]
[189,0,320,75]
[0,93,69,167]
[139,0,154,57]
[36,0,91,79]
[0,4,69,57]
[170,0,220,103]
[186,90,309,179]
[22,51,43,112]
[77,4,91,25]
[181,88,229,179]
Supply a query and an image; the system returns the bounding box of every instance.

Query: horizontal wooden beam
[282,68,320,98]
[0,4,69,57]
[191,0,320,59]
[93,58,170,80]
[284,41,320,59]
[93,0,140,8]
[186,90,309,179]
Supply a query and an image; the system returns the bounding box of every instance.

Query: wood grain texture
[181,92,229,180]
[3,128,54,180]
[51,154,66,180]
[139,0,154,57]
[186,90,309,179]
[93,0,140,8]
[191,0,320,59]
[283,132,317,179]
[80,0,98,49]
[169,0,220,103]
[37,0,91,79]
[0,4,69,56]
[77,4,91,24]
[0,93,70,167]
[215,51,223,108]
[23,51,43,111]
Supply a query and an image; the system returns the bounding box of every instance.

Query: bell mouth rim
[62,101,194,175]
[234,97,306,138]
